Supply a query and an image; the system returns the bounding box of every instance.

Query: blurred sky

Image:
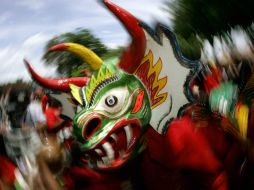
[0,0,171,84]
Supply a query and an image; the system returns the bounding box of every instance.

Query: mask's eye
[95,87,128,114]
[105,95,118,107]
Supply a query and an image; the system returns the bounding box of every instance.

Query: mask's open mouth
[82,119,141,170]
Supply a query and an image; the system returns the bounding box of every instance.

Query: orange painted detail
[132,90,145,114]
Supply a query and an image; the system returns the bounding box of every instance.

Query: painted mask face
[72,64,151,169]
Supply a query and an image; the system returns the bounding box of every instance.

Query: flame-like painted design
[135,50,167,109]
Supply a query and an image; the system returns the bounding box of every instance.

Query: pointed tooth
[95,149,103,156]
[101,156,109,162]
[102,156,111,167]
[97,161,104,168]
[110,133,118,142]
[124,125,132,148]
[102,142,114,161]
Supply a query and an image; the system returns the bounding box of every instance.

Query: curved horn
[49,43,103,71]
[103,0,146,73]
[24,59,89,92]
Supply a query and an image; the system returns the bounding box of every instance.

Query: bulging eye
[94,87,129,114]
[105,95,118,107]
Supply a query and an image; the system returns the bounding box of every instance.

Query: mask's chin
[82,120,142,171]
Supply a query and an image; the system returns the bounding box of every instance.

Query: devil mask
[25,0,200,169]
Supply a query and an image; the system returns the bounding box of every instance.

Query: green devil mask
[25,0,200,169]
[71,64,151,168]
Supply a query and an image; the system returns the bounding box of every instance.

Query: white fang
[110,133,118,143]
[95,149,103,156]
[97,161,105,168]
[124,125,132,148]
[102,142,114,161]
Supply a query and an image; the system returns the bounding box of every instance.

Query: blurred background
[0,0,253,85]
[0,0,253,127]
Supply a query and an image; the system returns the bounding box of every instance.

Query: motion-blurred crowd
[0,85,73,190]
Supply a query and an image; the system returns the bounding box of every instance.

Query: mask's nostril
[83,117,101,139]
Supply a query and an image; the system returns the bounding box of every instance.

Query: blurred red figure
[45,97,65,132]
[43,96,71,132]
[44,96,73,150]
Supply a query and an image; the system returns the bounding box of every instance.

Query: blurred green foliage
[42,29,122,77]
[165,0,254,59]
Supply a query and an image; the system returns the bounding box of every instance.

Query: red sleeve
[165,116,229,190]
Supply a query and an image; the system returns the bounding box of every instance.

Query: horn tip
[48,43,68,51]
[102,0,114,8]
[23,59,31,68]
[102,0,109,4]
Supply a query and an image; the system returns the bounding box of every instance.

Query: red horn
[103,0,146,73]
[24,59,89,92]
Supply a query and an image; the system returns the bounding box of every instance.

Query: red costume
[61,111,244,190]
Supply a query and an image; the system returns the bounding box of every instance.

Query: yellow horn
[69,84,83,105]
[49,42,103,70]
